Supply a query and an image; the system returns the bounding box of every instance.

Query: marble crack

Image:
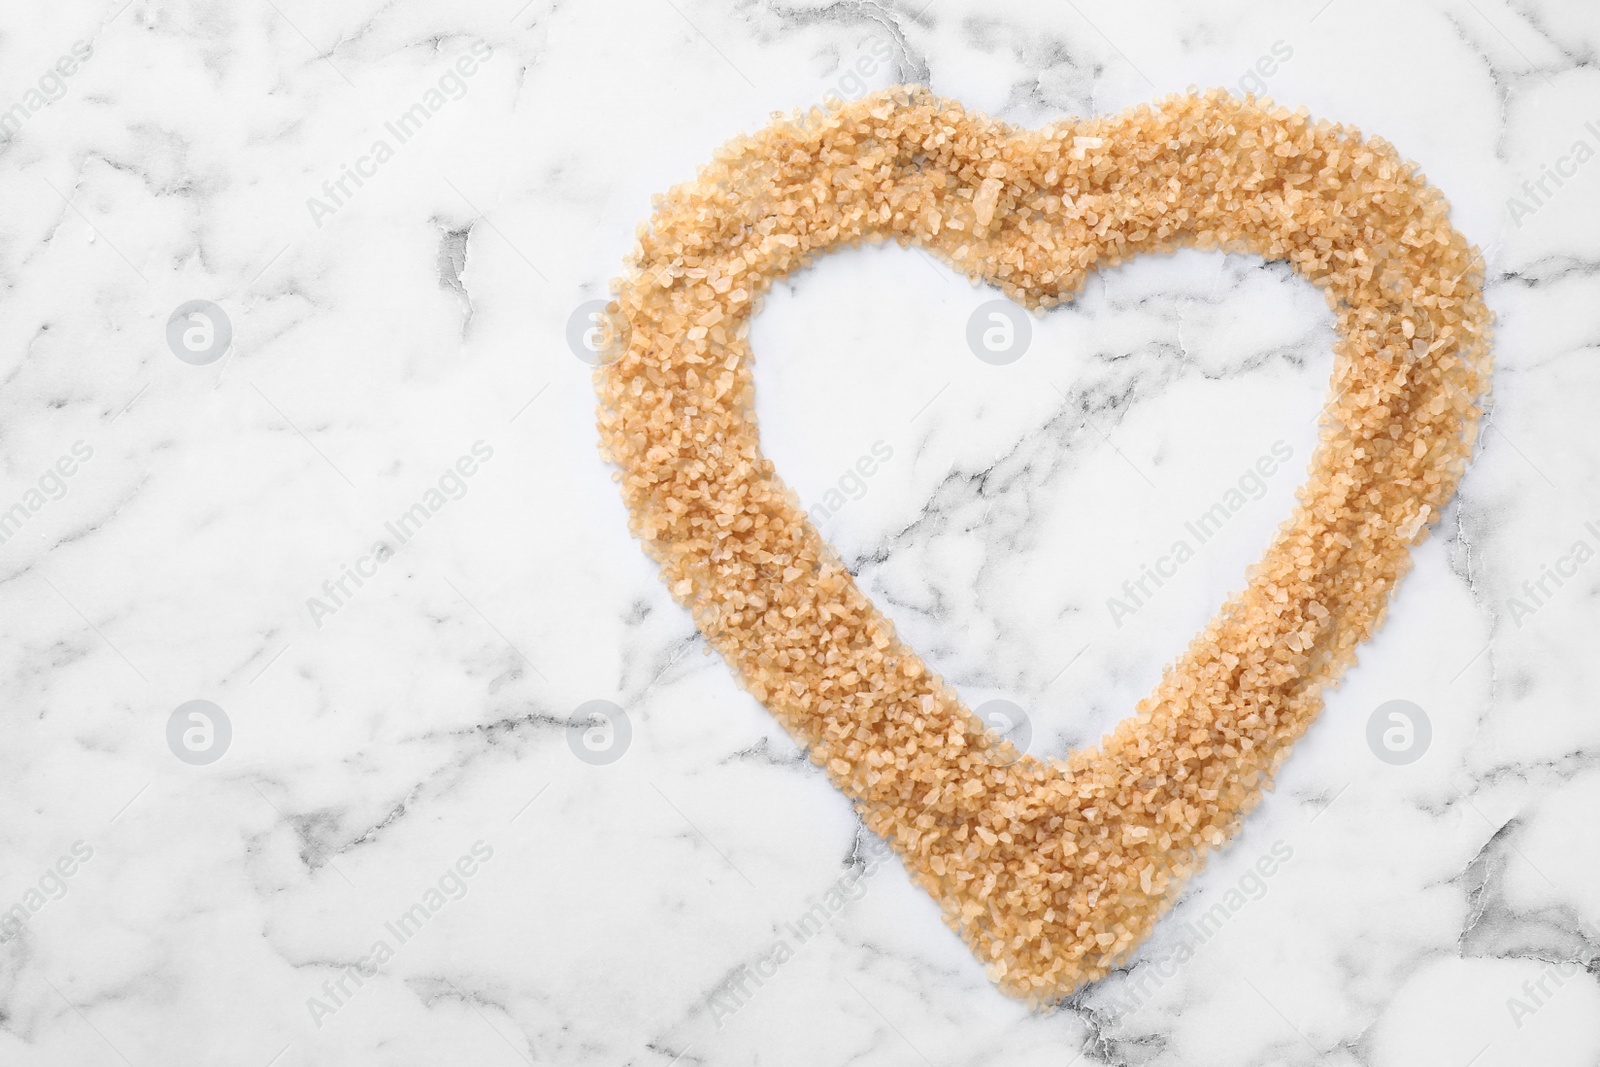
[437,220,473,329]
[763,0,932,84]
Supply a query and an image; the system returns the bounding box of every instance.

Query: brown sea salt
[595,87,1491,1003]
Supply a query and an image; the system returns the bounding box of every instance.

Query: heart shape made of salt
[595,87,1491,1003]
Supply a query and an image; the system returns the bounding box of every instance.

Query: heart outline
[596,87,1491,1002]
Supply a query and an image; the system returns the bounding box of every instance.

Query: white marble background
[1,0,1597,1063]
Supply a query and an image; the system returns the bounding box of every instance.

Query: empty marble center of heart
[595,87,1491,1003]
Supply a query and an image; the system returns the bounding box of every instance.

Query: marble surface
[2,0,1598,1063]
